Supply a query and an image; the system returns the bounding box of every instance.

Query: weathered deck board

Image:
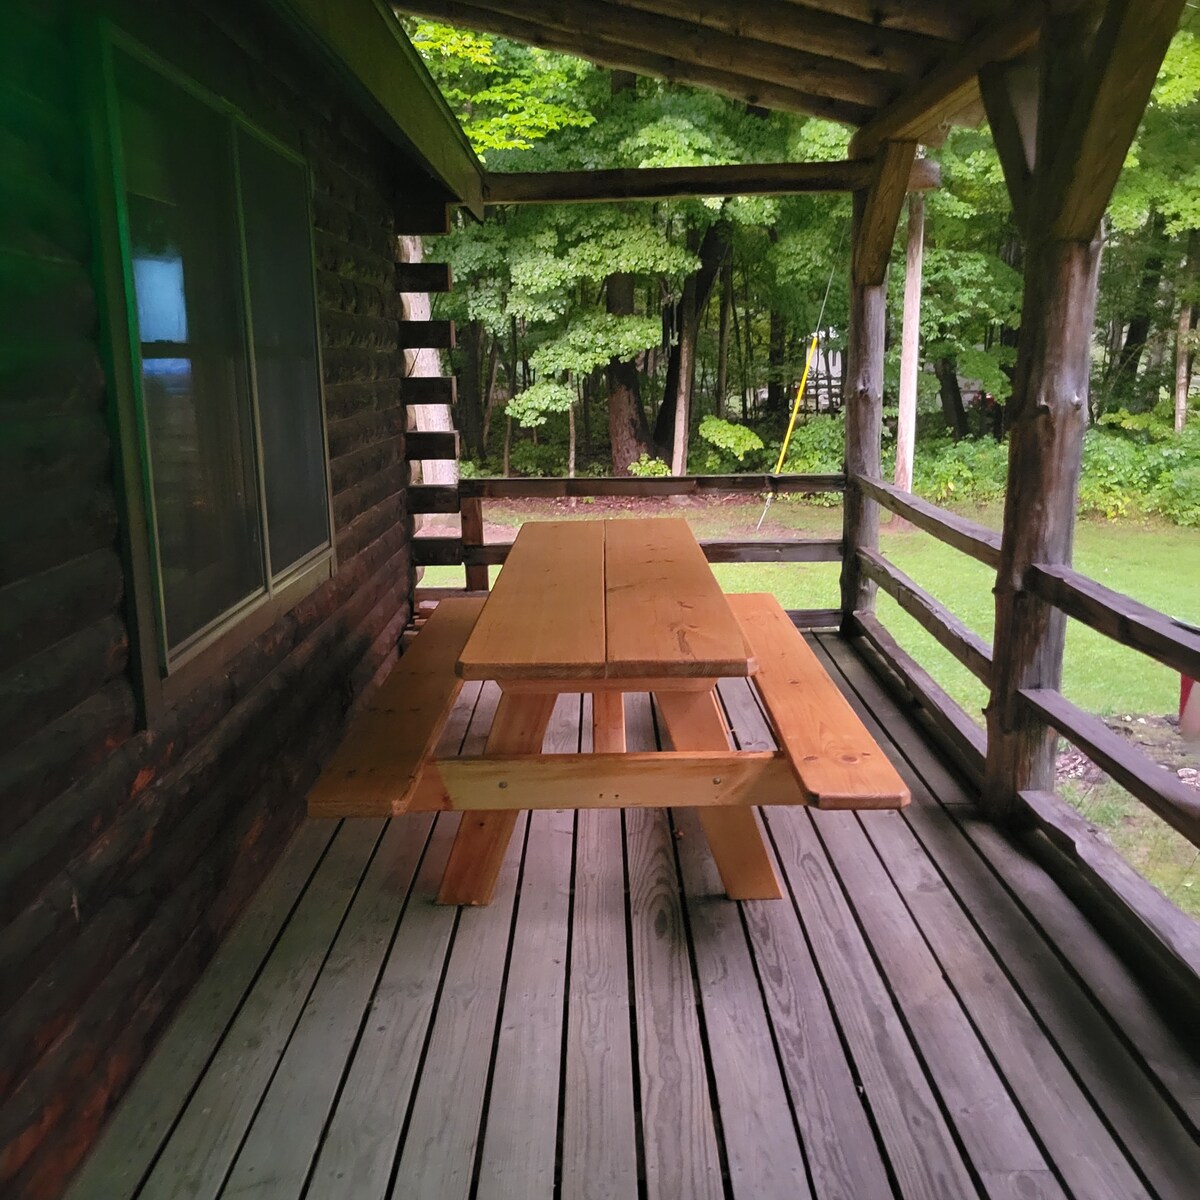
[813,634,1200,1194]
[68,637,1200,1200]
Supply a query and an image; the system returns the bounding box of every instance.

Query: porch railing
[848,473,1200,991]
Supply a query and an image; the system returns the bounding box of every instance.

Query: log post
[841,142,916,629]
[894,192,925,502]
[461,496,488,591]
[983,0,1184,821]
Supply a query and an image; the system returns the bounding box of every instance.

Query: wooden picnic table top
[456,518,756,682]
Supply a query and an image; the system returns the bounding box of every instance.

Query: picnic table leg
[654,688,782,901]
[591,691,627,752]
[437,689,558,905]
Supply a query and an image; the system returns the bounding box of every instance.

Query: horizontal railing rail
[1026,562,1200,681]
[414,536,843,568]
[852,475,1002,568]
[458,472,845,499]
[1020,687,1200,848]
[857,547,993,685]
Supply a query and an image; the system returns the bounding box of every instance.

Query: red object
[1184,676,1194,714]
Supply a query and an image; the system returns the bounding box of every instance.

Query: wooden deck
[66,635,1200,1200]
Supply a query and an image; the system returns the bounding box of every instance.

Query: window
[109,43,332,674]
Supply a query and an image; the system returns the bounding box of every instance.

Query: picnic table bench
[308,518,909,904]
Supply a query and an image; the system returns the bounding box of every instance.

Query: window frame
[86,22,337,723]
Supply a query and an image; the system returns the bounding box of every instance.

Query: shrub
[910,436,1008,506]
[628,452,671,477]
[696,415,765,473]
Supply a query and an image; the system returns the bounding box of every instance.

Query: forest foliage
[409,20,1200,524]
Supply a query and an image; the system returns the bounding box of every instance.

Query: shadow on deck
[67,636,1200,1200]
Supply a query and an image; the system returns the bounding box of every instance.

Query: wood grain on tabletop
[605,518,754,679]
[457,521,605,680]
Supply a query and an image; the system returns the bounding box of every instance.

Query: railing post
[982,0,1181,822]
[461,495,488,591]
[841,143,915,631]
[985,237,1101,819]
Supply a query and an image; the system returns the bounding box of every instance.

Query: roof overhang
[274,0,485,216]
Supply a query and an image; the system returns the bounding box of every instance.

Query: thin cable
[757,225,847,531]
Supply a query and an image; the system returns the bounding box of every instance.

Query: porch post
[841,142,916,630]
[982,0,1184,820]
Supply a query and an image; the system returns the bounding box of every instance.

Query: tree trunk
[502,414,512,475]
[1111,208,1167,406]
[895,193,925,496]
[715,256,733,419]
[568,390,577,479]
[653,221,730,448]
[767,307,787,416]
[458,321,486,458]
[481,335,501,452]
[671,273,700,475]
[1176,229,1199,433]
[934,356,969,439]
[605,272,654,474]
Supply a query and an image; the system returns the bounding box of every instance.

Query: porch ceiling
[394,0,1042,149]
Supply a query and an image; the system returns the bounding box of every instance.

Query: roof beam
[598,0,947,79]
[419,0,902,107]
[1041,0,1186,241]
[803,0,977,42]
[852,141,918,286]
[400,1,875,123]
[849,6,1041,157]
[978,54,1039,230]
[482,158,941,205]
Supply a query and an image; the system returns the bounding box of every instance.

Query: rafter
[483,158,941,205]
[402,0,901,108]
[791,0,977,42]
[601,0,947,79]
[399,1,875,123]
[849,6,1041,156]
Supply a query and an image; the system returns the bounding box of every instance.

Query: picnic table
[308,518,909,905]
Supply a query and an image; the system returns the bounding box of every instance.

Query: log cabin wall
[0,1,431,1194]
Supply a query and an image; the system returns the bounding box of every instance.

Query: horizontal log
[457,473,845,499]
[851,610,986,786]
[1026,563,1200,682]
[413,536,466,566]
[484,158,941,205]
[406,751,803,814]
[396,319,455,349]
[852,475,1002,567]
[404,430,459,460]
[394,260,452,292]
[403,0,874,124]
[0,549,124,675]
[401,375,456,406]
[407,484,461,514]
[1019,688,1200,849]
[600,0,946,77]
[405,0,900,107]
[1018,788,1200,999]
[394,200,451,235]
[858,547,992,684]
[698,538,842,563]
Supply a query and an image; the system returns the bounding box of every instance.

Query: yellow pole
[771,332,820,474]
